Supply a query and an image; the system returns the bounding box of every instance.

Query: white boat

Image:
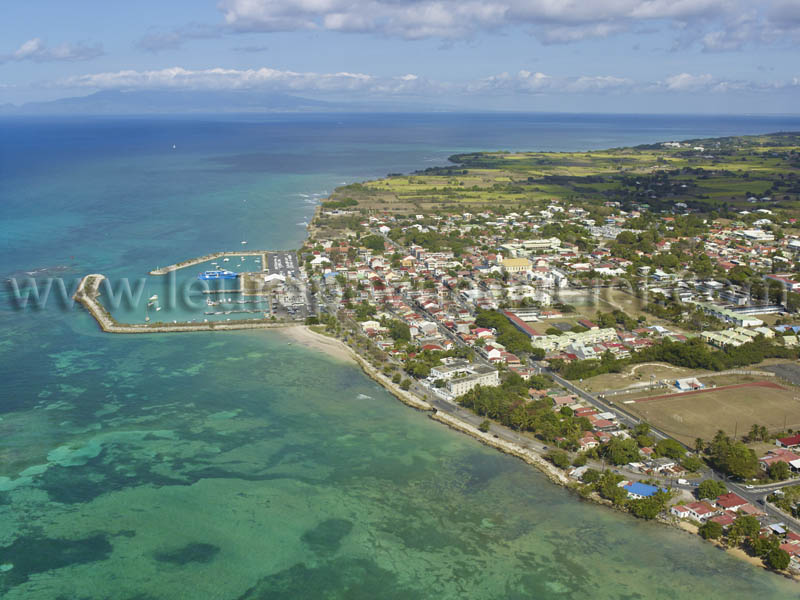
[223,258,230,262]
[148,294,158,302]
[241,240,247,245]
[156,307,162,311]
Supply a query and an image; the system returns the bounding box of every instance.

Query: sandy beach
[278,325,356,363]
[674,519,794,575]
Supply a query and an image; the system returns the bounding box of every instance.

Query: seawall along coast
[430,412,571,486]
[149,251,268,275]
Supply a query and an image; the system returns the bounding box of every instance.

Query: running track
[633,380,786,403]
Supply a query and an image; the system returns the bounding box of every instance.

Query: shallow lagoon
[1,322,799,598]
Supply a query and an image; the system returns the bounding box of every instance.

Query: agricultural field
[616,377,800,446]
[321,132,800,216]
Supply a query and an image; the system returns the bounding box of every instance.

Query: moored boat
[197,270,238,280]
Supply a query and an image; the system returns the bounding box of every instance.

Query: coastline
[278,325,356,364]
[287,315,799,580]
[278,325,432,411]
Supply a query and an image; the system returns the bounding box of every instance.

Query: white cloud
[2,38,103,63]
[566,75,635,92]
[212,0,800,50]
[658,71,799,93]
[468,70,635,94]
[218,0,745,42]
[664,72,715,91]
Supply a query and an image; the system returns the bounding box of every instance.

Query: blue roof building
[623,482,663,499]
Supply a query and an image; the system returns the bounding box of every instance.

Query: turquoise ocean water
[3,113,800,598]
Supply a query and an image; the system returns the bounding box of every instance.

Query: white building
[446,364,500,396]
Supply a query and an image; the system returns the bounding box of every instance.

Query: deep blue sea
[2,113,800,599]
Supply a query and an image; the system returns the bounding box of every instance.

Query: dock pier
[150,251,268,275]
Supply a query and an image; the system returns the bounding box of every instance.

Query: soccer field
[621,381,800,446]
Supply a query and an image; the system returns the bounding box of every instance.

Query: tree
[681,456,704,473]
[599,477,629,506]
[769,460,790,481]
[767,548,791,571]
[629,497,662,520]
[546,450,571,469]
[529,347,545,360]
[751,534,780,558]
[354,301,377,321]
[478,419,491,433]
[698,520,723,540]
[697,479,727,500]
[708,436,759,480]
[731,515,761,541]
[582,468,601,484]
[404,361,431,378]
[655,438,686,460]
[385,319,411,343]
[572,453,588,467]
[601,437,640,465]
[361,235,385,252]
[721,442,760,479]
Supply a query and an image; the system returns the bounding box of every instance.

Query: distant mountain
[0,90,353,115]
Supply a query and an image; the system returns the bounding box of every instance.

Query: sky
[1,0,799,113]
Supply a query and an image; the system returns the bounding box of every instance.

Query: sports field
[620,380,800,446]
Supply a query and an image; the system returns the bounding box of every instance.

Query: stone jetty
[73,274,292,334]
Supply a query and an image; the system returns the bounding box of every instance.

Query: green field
[318,133,800,217]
